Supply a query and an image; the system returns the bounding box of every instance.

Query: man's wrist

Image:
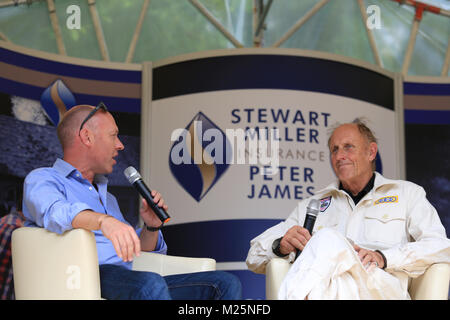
[144,222,164,232]
[272,237,289,257]
[98,214,112,229]
[375,250,387,269]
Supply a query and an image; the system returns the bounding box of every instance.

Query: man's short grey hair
[352,118,378,145]
[327,118,377,146]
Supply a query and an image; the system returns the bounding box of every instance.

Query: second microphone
[295,198,320,260]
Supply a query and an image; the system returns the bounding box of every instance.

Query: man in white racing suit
[246,121,450,299]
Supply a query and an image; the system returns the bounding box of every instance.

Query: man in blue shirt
[23,103,241,300]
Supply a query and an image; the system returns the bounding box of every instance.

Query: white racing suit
[246,172,450,299]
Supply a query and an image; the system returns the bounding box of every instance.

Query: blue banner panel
[0,77,141,113]
[403,80,449,240]
[226,270,267,300]
[404,82,450,96]
[404,110,450,125]
[0,47,141,83]
[164,219,282,262]
[153,54,394,110]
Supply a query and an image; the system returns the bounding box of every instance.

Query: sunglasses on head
[79,102,108,132]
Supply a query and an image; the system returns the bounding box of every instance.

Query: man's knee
[135,271,171,300]
[212,271,242,300]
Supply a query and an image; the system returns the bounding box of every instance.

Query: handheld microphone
[124,166,171,224]
[295,198,320,260]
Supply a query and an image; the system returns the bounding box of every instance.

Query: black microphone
[295,198,320,260]
[124,166,171,224]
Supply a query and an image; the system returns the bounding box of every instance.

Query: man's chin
[336,170,355,183]
[100,166,114,175]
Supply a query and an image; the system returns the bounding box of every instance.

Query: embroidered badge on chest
[319,196,332,212]
[374,195,398,205]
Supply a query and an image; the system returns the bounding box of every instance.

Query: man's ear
[368,142,378,162]
[79,128,93,146]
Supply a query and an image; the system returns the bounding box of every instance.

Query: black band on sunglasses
[79,102,108,132]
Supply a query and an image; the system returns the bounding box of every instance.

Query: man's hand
[279,226,312,255]
[100,216,141,262]
[353,244,385,269]
[139,190,169,228]
[72,210,141,262]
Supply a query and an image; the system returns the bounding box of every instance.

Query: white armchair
[265,257,450,300]
[11,227,216,300]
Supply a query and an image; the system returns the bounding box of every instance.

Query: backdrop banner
[403,77,450,239]
[145,51,402,299]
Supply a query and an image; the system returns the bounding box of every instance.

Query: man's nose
[335,148,346,160]
[116,138,124,150]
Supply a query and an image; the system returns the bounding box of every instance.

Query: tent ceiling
[0,0,449,76]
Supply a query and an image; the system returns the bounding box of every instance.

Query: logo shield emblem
[169,112,232,202]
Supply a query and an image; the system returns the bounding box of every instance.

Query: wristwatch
[272,237,288,257]
[144,222,164,232]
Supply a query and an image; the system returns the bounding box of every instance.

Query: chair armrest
[11,227,101,300]
[265,257,291,300]
[409,263,450,300]
[265,258,450,300]
[132,252,216,276]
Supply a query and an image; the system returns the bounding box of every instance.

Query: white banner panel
[150,89,398,224]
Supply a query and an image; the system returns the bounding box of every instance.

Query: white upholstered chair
[11,227,216,300]
[265,257,450,300]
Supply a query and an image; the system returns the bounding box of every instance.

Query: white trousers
[278,228,408,300]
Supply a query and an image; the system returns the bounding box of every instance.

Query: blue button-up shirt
[22,158,167,269]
